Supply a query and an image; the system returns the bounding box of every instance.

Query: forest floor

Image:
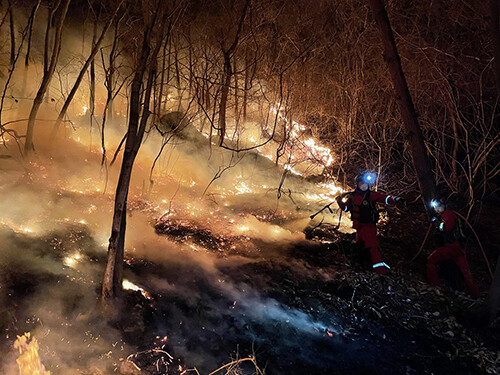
[0,143,499,375]
[114,203,500,375]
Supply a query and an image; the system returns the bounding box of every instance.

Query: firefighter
[426,199,479,298]
[336,173,405,275]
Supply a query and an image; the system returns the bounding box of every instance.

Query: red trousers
[355,223,386,275]
[427,242,479,298]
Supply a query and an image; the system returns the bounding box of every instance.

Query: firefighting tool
[309,194,350,231]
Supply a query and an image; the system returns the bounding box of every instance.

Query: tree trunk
[218,52,231,145]
[234,57,239,118]
[8,0,15,66]
[216,0,249,146]
[243,49,249,120]
[51,4,121,138]
[25,0,41,66]
[491,0,500,97]
[24,0,70,154]
[367,0,436,209]
[102,3,168,300]
[89,15,97,140]
[102,62,147,300]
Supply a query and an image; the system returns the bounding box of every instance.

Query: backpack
[353,191,380,224]
[450,214,468,244]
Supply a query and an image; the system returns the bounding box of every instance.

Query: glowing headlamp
[430,200,439,208]
[363,173,376,184]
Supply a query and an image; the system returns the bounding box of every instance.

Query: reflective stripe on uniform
[439,222,444,231]
[373,262,390,269]
[385,195,391,205]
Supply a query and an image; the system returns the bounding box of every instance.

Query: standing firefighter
[336,173,406,275]
[426,199,479,298]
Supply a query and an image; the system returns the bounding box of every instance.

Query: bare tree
[25,0,41,66]
[367,0,436,208]
[24,0,71,154]
[50,2,123,138]
[102,0,180,301]
[217,0,250,146]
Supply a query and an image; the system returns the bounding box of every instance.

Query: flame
[63,252,82,268]
[14,333,51,375]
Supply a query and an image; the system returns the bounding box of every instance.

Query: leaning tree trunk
[367,0,436,208]
[102,3,168,300]
[102,39,150,300]
[24,0,71,154]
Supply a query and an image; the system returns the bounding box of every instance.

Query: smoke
[0,6,352,373]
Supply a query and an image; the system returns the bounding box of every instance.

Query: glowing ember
[123,279,143,292]
[63,252,82,268]
[14,333,50,375]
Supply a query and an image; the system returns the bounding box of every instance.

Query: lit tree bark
[367,0,436,208]
[102,2,171,300]
[24,0,70,154]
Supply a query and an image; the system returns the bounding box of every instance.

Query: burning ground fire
[0,95,351,374]
[14,333,50,375]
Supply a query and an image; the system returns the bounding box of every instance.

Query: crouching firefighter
[336,173,406,275]
[426,199,479,298]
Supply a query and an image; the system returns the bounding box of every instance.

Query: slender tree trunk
[102,4,168,300]
[174,39,182,101]
[89,15,97,141]
[24,0,70,154]
[491,0,500,97]
[217,0,249,146]
[367,0,436,208]
[102,58,147,299]
[25,0,41,66]
[218,52,231,144]
[243,49,249,120]
[234,57,239,118]
[8,0,15,66]
[164,37,172,112]
[51,5,120,137]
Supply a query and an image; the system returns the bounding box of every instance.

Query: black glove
[395,196,407,206]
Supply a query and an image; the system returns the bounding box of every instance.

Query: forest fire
[14,333,50,375]
[0,0,499,374]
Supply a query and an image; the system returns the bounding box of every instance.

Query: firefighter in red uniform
[426,199,479,298]
[336,173,405,275]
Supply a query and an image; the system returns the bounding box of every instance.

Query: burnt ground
[1,205,499,375]
[113,205,500,375]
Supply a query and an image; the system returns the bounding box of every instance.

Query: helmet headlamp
[363,173,376,184]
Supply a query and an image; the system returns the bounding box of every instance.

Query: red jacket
[337,190,396,229]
